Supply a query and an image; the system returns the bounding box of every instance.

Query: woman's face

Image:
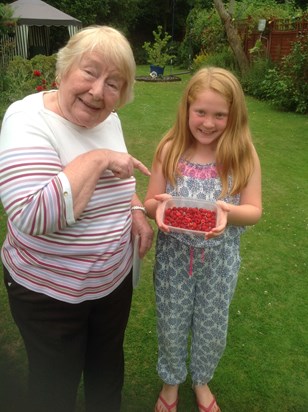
[57,51,124,128]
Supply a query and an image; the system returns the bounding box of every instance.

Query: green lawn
[0,68,307,411]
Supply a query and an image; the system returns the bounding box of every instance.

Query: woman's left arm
[131,194,154,258]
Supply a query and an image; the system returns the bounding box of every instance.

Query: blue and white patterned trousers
[154,231,240,386]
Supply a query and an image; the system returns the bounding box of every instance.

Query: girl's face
[188,89,229,150]
[57,51,124,128]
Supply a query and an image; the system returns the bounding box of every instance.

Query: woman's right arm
[0,112,149,233]
[63,149,150,219]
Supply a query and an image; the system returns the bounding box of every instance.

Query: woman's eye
[84,69,94,76]
[106,82,120,91]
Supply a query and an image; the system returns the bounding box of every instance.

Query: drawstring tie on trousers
[189,247,194,277]
[189,247,205,277]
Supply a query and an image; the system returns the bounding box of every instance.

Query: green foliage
[241,57,275,99]
[242,36,308,114]
[191,47,238,73]
[233,0,303,23]
[49,0,102,26]
[277,34,308,113]
[183,7,226,61]
[142,25,176,67]
[0,55,57,120]
[0,3,17,35]
[181,0,304,68]
[177,40,194,69]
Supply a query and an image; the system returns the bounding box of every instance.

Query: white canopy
[10,0,82,58]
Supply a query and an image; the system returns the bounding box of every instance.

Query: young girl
[144,67,262,412]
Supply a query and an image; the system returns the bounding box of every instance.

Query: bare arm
[144,156,168,220]
[131,193,154,258]
[227,149,262,226]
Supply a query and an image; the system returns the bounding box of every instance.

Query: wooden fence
[239,17,308,63]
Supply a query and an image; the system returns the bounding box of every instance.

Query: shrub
[182,7,226,62]
[3,54,57,103]
[258,36,308,113]
[241,34,308,114]
[191,47,238,73]
[0,54,57,124]
[241,57,275,99]
[142,25,176,67]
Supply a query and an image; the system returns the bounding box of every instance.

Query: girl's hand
[154,193,173,232]
[206,200,230,239]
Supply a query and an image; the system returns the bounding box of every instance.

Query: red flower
[33,70,42,77]
[36,85,44,92]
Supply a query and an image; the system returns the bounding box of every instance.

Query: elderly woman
[0,26,153,412]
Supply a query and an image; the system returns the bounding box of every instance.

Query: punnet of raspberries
[164,206,217,232]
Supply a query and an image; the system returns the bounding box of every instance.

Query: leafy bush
[191,47,238,73]
[177,40,194,69]
[142,25,176,67]
[182,7,226,62]
[233,0,303,29]
[3,54,57,102]
[0,54,57,124]
[241,57,275,99]
[277,35,308,113]
[241,35,308,114]
[258,36,307,113]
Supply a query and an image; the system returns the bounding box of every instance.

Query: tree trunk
[213,0,250,74]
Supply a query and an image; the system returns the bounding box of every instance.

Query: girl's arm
[144,149,169,220]
[227,149,262,226]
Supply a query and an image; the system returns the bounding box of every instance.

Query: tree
[213,0,250,74]
[47,0,105,27]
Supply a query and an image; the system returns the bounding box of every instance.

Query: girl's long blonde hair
[155,67,255,197]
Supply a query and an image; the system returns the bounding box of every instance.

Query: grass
[0,66,307,411]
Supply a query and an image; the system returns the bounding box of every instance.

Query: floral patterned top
[164,158,245,248]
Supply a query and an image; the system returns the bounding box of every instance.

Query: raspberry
[164,206,216,232]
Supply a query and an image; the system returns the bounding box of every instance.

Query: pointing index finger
[133,157,151,176]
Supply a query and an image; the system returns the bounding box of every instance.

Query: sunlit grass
[0,71,307,412]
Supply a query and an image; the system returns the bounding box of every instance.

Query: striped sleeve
[0,146,68,235]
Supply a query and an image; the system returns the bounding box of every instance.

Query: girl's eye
[216,113,227,119]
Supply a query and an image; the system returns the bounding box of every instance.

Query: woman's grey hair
[56,25,136,107]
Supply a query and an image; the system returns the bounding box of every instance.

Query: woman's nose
[90,80,105,100]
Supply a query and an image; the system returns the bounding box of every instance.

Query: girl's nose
[202,116,214,128]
